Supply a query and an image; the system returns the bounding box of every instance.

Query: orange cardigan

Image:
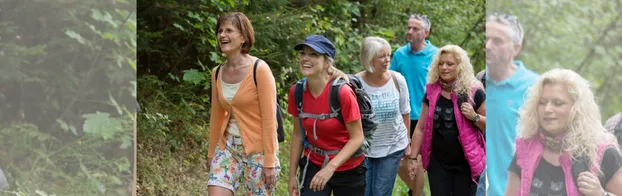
[208,60,278,167]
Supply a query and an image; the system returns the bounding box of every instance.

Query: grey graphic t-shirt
[359,71,411,158]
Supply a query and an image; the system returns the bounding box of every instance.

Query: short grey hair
[487,13,524,44]
[360,36,391,73]
[410,14,431,32]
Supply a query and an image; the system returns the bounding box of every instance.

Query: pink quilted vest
[421,83,486,183]
[514,137,613,196]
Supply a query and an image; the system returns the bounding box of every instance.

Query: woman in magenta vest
[407,45,486,196]
[506,68,622,196]
[287,35,366,196]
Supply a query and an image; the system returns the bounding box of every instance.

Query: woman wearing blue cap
[287,35,366,196]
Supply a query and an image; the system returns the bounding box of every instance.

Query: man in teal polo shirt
[483,13,539,196]
[390,13,438,196]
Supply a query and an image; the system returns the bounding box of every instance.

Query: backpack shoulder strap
[391,71,400,93]
[616,120,622,135]
[294,78,306,113]
[252,58,262,87]
[615,120,622,146]
[294,78,309,147]
[329,78,346,109]
[481,72,486,87]
[329,77,351,125]
[571,144,614,188]
[472,86,479,104]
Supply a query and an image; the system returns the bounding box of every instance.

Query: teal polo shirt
[389,40,438,120]
[486,60,539,196]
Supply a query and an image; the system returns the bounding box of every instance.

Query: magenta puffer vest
[421,83,486,183]
[515,137,614,196]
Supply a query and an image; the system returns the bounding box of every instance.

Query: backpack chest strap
[299,111,339,141]
[299,112,339,120]
[307,142,364,165]
[308,143,341,156]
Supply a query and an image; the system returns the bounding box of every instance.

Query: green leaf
[82,112,122,140]
[65,30,87,44]
[69,125,77,136]
[91,9,104,21]
[594,46,606,55]
[57,119,69,131]
[120,135,132,149]
[182,69,206,85]
[210,52,220,63]
[351,7,361,17]
[168,73,180,82]
[173,23,185,31]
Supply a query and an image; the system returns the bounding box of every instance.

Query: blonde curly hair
[427,45,483,101]
[517,68,618,170]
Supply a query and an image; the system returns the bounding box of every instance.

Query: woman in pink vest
[506,68,622,196]
[407,45,486,196]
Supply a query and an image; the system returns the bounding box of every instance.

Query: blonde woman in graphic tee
[356,36,411,196]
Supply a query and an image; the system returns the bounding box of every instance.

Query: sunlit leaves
[182,69,206,85]
[57,119,78,136]
[82,112,123,140]
[65,30,88,45]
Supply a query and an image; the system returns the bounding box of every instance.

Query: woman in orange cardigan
[206,12,280,196]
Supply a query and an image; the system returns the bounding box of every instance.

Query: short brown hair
[215,12,255,54]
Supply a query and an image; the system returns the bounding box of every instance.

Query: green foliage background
[488,0,622,119]
[136,0,485,195]
[0,0,136,195]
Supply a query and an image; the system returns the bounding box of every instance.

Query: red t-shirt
[287,80,363,172]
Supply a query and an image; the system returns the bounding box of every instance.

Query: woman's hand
[460,103,477,121]
[288,176,300,196]
[310,166,336,192]
[577,171,606,196]
[404,145,412,157]
[262,167,278,187]
[407,159,419,179]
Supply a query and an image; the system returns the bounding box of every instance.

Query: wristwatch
[471,114,480,122]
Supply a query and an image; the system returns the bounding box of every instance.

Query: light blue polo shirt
[486,60,539,196]
[389,40,438,120]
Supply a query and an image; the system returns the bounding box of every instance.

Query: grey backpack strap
[391,71,400,93]
[298,111,339,141]
[298,112,339,120]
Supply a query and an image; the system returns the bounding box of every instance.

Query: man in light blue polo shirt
[390,13,438,196]
[482,13,539,196]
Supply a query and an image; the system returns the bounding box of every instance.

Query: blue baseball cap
[294,35,336,59]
